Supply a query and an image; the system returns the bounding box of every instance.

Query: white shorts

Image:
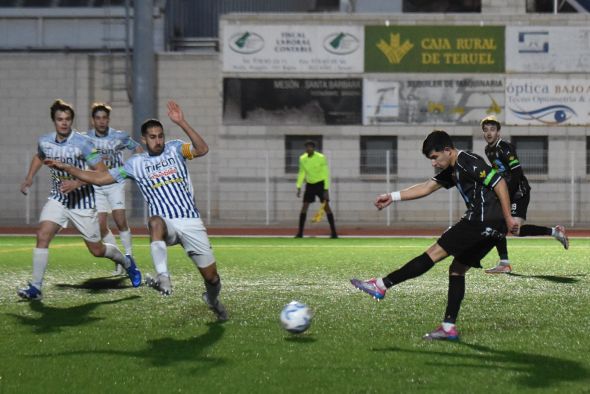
[39,199,101,242]
[163,217,215,268]
[94,183,126,213]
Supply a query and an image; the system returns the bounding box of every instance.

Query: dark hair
[50,99,75,121]
[91,102,112,117]
[481,119,501,131]
[304,139,316,148]
[141,119,164,135]
[422,130,454,157]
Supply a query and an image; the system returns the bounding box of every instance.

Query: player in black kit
[351,130,519,341]
[481,116,569,274]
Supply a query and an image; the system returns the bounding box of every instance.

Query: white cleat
[554,225,569,250]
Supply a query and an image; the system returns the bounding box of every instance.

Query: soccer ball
[280,301,312,334]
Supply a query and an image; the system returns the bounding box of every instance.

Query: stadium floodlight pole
[131,0,156,219]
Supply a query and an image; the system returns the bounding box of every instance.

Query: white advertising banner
[505,79,590,126]
[222,23,364,73]
[363,77,504,125]
[506,26,590,72]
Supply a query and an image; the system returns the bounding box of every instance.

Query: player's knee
[87,243,105,257]
[148,216,166,233]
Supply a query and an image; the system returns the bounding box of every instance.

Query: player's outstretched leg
[552,225,569,249]
[485,237,512,274]
[351,252,436,301]
[518,224,569,249]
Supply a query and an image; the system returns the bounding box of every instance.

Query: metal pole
[265,151,270,225]
[132,0,155,219]
[570,152,575,227]
[25,150,31,225]
[386,150,391,226]
[207,152,211,225]
[554,0,558,14]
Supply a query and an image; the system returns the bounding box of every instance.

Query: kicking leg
[192,259,228,321]
[146,216,172,295]
[350,242,447,300]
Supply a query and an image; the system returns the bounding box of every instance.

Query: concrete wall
[2,9,590,228]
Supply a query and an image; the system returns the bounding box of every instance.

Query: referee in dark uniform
[295,140,338,238]
[351,130,518,341]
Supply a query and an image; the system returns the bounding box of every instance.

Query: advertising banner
[223,78,362,125]
[505,79,590,125]
[506,26,590,72]
[365,25,504,73]
[222,23,364,73]
[363,77,504,125]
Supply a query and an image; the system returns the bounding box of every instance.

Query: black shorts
[304,181,327,203]
[511,192,530,220]
[437,219,507,268]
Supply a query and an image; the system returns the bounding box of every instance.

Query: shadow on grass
[7,295,140,334]
[373,342,589,389]
[507,273,585,284]
[284,335,317,344]
[35,322,226,374]
[55,276,130,293]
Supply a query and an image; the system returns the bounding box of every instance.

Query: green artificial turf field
[1,236,589,393]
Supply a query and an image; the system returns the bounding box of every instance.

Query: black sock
[205,275,221,302]
[383,253,435,288]
[496,237,509,260]
[520,224,552,237]
[327,213,337,234]
[298,213,306,235]
[444,275,465,324]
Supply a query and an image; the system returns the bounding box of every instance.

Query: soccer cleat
[202,292,228,321]
[112,262,125,276]
[125,255,142,287]
[294,233,303,238]
[330,233,338,239]
[350,278,386,300]
[145,273,172,296]
[423,325,460,341]
[554,225,569,250]
[17,283,42,301]
[485,263,512,274]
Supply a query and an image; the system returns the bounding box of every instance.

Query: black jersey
[433,150,504,224]
[484,139,530,198]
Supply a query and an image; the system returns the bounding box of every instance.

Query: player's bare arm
[375,179,442,210]
[44,159,115,186]
[493,178,519,234]
[167,100,209,158]
[58,161,107,193]
[20,154,43,195]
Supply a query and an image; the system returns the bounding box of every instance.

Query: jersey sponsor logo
[151,177,185,189]
[149,167,178,180]
[144,157,176,173]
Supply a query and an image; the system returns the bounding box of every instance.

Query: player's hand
[20,178,33,195]
[167,100,184,124]
[60,179,82,194]
[507,217,520,235]
[296,189,301,198]
[44,159,66,170]
[374,193,393,210]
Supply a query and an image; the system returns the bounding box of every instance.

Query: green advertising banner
[365,25,504,73]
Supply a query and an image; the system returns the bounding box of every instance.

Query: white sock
[376,277,387,291]
[32,248,49,289]
[102,230,117,246]
[104,243,128,268]
[119,230,133,256]
[150,241,168,276]
[551,227,556,237]
[499,259,511,266]
[442,322,455,332]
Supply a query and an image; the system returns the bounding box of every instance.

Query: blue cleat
[125,255,142,287]
[350,277,386,300]
[17,283,43,301]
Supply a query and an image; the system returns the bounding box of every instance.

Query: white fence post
[448,189,453,228]
[206,152,211,225]
[570,152,575,228]
[265,151,270,225]
[25,150,31,225]
[386,150,391,226]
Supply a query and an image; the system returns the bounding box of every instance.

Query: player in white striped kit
[18,99,142,300]
[45,101,227,320]
[86,103,143,275]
